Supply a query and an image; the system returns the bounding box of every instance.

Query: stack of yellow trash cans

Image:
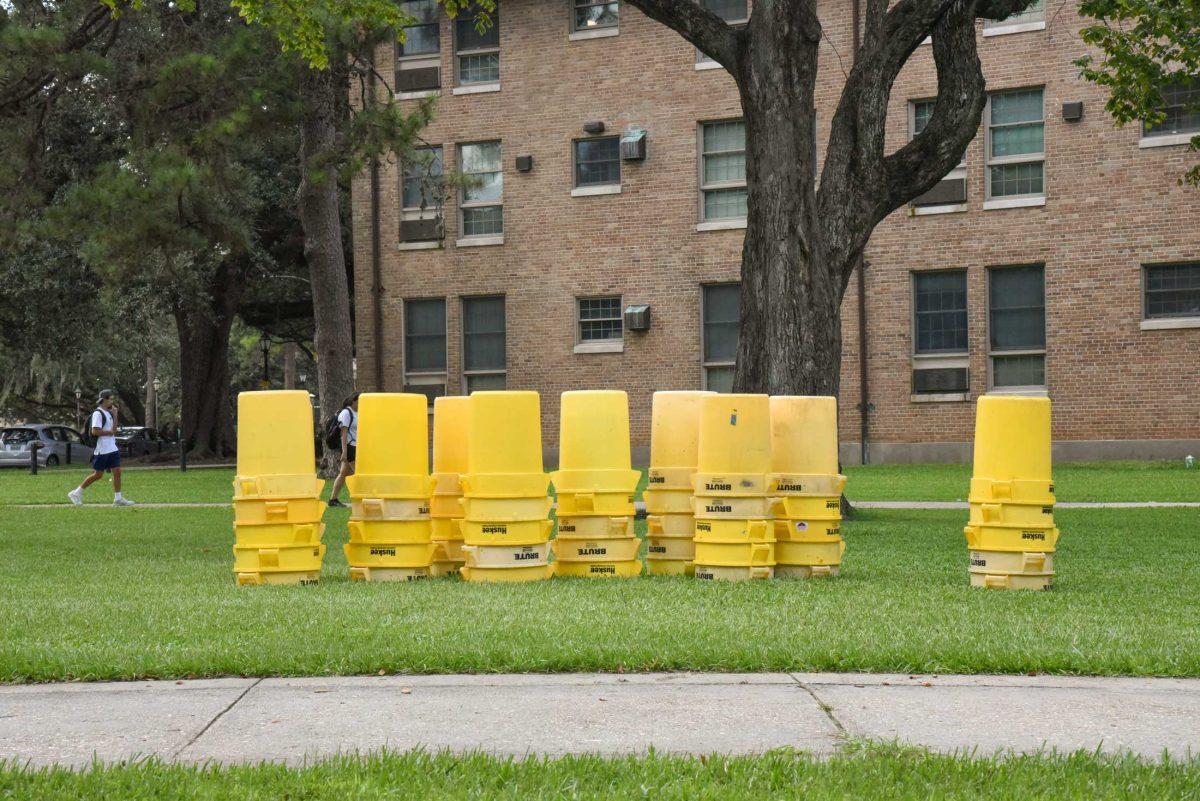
[460,391,555,582]
[769,396,847,578]
[232,390,326,586]
[429,396,469,577]
[964,395,1058,590]
[551,391,643,578]
[344,393,436,582]
[644,391,709,576]
[692,394,775,581]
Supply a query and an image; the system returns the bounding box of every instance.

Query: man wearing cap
[67,390,136,507]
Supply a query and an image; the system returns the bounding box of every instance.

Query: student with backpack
[326,392,359,508]
[67,389,136,507]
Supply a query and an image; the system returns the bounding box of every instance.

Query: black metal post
[179,426,187,472]
[66,442,72,465]
[29,442,41,475]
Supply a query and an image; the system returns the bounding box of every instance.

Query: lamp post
[74,388,82,431]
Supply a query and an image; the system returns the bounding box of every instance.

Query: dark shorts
[345,444,356,463]
[92,451,121,472]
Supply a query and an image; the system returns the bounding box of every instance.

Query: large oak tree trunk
[298,64,355,476]
[733,9,850,397]
[174,261,242,458]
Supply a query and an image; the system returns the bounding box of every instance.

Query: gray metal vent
[913,177,967,207]
[912,367,969,394]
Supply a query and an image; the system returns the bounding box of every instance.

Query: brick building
[350,0,1200,463]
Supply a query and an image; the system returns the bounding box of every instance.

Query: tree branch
[621,0,742,73]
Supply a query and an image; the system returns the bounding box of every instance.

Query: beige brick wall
[351,0,1200,460]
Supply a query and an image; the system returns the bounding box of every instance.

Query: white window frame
[399,145,443,246]
[984,88,1045,208]
[986,265,1047,394]
[453,4,500,92]
[569,0,619,39]
[395,0,442,99]
[910,270,970,401]
[457,140,504,245]
[462,295,508,392]
[696,0,747,68]
[571,135,621,195]
[574,295,624,353]
[1140,262,1200,330]
[983,0,1045,37]
[700,282,739,391]
[698,119,747,227]
[908,99,968,214]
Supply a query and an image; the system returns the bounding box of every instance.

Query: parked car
[0,424,90,467]
[115,426,165,457]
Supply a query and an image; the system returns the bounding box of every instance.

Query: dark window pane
[701,0,747,21]
[464,296,506,371]
[402,147,443,208]
[579,296,622,341]
[914,270,968,353]
[989,266,1045,351]
[456,5,499,50]
[992,354,1045,387]
[703,284,739,363]
[466,373,507,392]
[405,299,446,372]
[574,138,620,187]
[1145,263,1200,318]
[1145,78,1200,136]
[706,366,735,393]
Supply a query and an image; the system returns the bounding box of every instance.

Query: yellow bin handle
[646,515,664,535]
[750,566,772,579]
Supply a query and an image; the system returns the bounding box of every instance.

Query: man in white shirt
[327,392,359,508]
[67,389,136,507]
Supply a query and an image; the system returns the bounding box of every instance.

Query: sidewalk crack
[790,673,847,738]
[172,678,262,761]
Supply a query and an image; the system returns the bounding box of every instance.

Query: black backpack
[322,407,351,450]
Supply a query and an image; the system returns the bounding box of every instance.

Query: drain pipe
[850,0,870,466]
[368,50,386,392]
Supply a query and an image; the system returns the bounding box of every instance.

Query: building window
[912,270,969,396]
[404,298,447,403]
[396,0,441,93]
[400,146,443,242]
[984,0,1043,27]
[578,296,623,342]
[455,3,500,85]
[1144,78,1200,138]
[909,99,967,208]
[697,0,747,64]
[702,283,739,392]
[700,120,747,221]
[573,137,620,187]
[572,0,618,32]
[989,265,1046,389]
[913,271,968,354]
[986,88,1044,200]
[463,296,507,391]
[459,141,503,237]
[1144,263,1200,320]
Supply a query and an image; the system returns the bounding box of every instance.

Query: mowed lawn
[1,499,1197,682]
[3,459,1199,504]
[4,747,1199,801]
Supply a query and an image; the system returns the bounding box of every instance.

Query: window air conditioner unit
[620,129,647,161]
[397,66,441,92]
[624,304,651,331]
[400,217,441,242]
[912,367,969,394]
[403,383,446,405]
[912,176,967,207]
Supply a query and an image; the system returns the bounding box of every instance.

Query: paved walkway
[3,673,1198,766]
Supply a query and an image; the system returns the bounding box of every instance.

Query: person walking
[327,392,359,508]
[68,389,136,507]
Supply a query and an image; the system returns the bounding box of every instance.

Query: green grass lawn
[3,746,1198,800]
[3,459,1196,505]
[1,501,1197,682]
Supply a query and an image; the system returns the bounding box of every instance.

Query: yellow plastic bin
[642,488,695,515]
[233,543,326,573]
[354,392,429,477]
[968,501,1055,527]
[351,497,430,520]
[772,519,842,543]
[236,570,321,587]
[467,391,544,478]
[551,390,641,493]
[555,560,642,579]
[462,542,551,568]
[971,572,1053,591]
[460,518,554,546]
[646,514,696,538]
[554,491,636,517]
[693,495,773,519]
[344,541,435,568]
[972,395,1053,487]
[236,390,318,480]
[964,523,1060,552]
[552,537,641,562]
[460,564,555,583]
[347,519,431,545]
[770,495,843,520]
[460,495,553,522]
[555,516,634,539]
[647,560,692,577]
[694,541,775,567]
[233,521,324,548]
[694,518,772,542]
[775,539,845,567]
[769,395,840,475]
[350,566,431,583]
[649,390,709,474]
[234,497,325,526]
[775,564,839,579]
[646,537,695,561]
[233,474,324,502]
[969,549,1054,574]
[695,564,772,581]
[697,393,771,476]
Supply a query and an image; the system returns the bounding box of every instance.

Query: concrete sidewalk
[3,673,1198,767]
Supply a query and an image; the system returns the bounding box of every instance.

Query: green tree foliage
[1078,0,1200,184]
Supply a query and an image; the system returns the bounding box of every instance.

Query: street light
[74,388,82,431]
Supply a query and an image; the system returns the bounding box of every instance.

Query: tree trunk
[732,13,849,397]
[283,342,298,389]
[298,64,355,476]
[144,356,157,432]
[175,261,242,458]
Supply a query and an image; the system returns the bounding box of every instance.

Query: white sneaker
[67,489,83,506]
[112,498,136,507]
